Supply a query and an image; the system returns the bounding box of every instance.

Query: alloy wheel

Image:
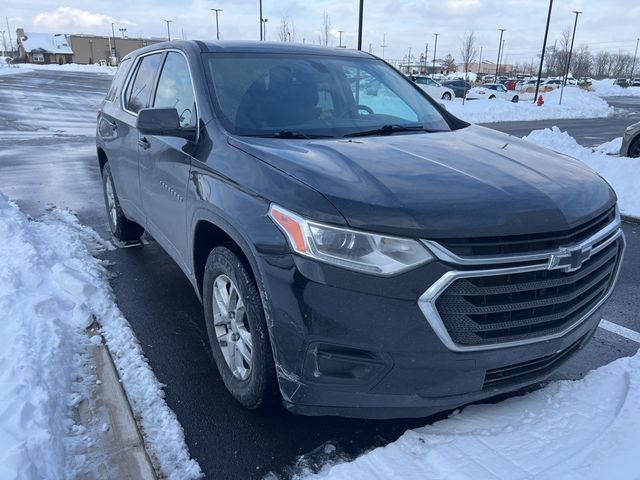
[104,176,118,228]
[212,274,253,380]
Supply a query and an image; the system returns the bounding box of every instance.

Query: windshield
[204,53,452,138]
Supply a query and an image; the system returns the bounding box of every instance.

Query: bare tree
[318,11,332,47]
[278,16,296,42]
[571,44,592,79]
[459,31,478,80]
[443,54,456,73]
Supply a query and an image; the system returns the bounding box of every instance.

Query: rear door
[109,53,163,219]
[139,51,197,271]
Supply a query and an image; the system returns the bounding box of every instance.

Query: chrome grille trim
[422,209,620,267]
[418,222,625,352]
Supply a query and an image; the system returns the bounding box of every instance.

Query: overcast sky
[5,0,640,64]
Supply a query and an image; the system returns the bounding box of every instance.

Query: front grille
[483,336,584,389]
[434,238,621,346]
[436,207,615,257]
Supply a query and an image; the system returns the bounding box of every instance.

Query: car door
[139,50,197,271]
[110,53,163,220]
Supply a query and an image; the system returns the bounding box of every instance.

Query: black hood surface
[229,125,616,238]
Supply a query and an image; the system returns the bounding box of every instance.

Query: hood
[228,125,616,238]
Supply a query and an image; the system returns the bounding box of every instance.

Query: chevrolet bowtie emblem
[548,246,593,273]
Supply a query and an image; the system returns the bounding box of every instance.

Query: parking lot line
[599,319,640,343]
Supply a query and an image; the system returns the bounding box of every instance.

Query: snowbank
[11,62,116,75]
[0,194,201,479]
[0,60,32,76]
[302,349,640,480]
[591,79,640,97]
[447,87,612,123]
[523,127,640,218]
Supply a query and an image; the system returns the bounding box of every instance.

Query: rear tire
[441,92,452,101]
[203,246,278,409]
[489,95,496,99]
[512,95,519,103]
[101,162,144,242]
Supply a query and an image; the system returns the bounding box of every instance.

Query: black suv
[97,41,625,419]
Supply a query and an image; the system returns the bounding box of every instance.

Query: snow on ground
[0,61,115,75]
[446,87,613,123]
[591,79,640,97]
[0,194,201,479]
[523,127,640,218]
[301,349,640,480]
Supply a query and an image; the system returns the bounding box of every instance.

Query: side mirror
[137,108,196,140]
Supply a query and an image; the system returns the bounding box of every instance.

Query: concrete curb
[76,324,157,480]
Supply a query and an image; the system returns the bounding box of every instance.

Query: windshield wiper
[253,130,333,139]
[344,124,437,138]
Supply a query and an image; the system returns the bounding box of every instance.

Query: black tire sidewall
[202,246,277,409]
[101,163,143,242]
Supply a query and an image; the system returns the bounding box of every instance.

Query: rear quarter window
[105,58,131,102]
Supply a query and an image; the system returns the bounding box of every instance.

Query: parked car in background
[542,79,563,89]
[441,79,472,98]
[467,83,520,102]
[497,76,509,84]
[482,74,496,83]
[614,78,629,88]
[96,40,624,419]
[412,76,455,100]
[630,78,640,87]
[620,121,640,158]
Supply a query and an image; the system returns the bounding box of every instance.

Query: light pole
[559,10,582,104]
[338,30,344,48]
[380,33,387,60]
[631,38,639,79]
[357,0,364,50]
[259,0,263,40]
[211,9,222,40]
[432,33,439,78]
[111,23,117,64]
[163,19,173,41]
[477,45,483,76]
[261,18,268,40]
[288,31,291,42]
[533,0,554,103]
[495,29,505,78]
[89,39,94,63]
[119,27,127,38]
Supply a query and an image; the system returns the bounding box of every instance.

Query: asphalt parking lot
[0,69,638,479]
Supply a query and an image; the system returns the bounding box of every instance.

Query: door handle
[138,137,151,150]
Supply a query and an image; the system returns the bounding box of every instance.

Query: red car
[505,79,517,90]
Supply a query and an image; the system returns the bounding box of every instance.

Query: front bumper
[257,235,622,419]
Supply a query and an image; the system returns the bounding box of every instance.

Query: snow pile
[523,127,639,218]
[0,60,32,76]
[591,79,640,97]
[302,349,640,480]
[0,194,201,479]
[11,62,116,75]
[447,87,612,123]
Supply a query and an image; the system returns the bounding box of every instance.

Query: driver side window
[343,67,418,122]
[153,52,197,129]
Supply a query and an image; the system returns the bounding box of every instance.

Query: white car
[466,83,520,102]
[413,76,455,101]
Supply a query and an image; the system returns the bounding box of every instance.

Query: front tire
[628,138,640,158]
[101,163,144,242]
[441,92,452,101]
[512,95,519,103]
[203,246,278,409]
[489,95,496,100]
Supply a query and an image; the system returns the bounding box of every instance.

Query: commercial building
[15,28,163,65]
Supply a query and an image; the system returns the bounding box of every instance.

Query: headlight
[269,204,433,275]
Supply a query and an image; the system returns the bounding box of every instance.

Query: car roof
[127,39,373,59]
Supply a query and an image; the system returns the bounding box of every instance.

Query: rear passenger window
[125,53,162,114]
[153,52,197,129]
